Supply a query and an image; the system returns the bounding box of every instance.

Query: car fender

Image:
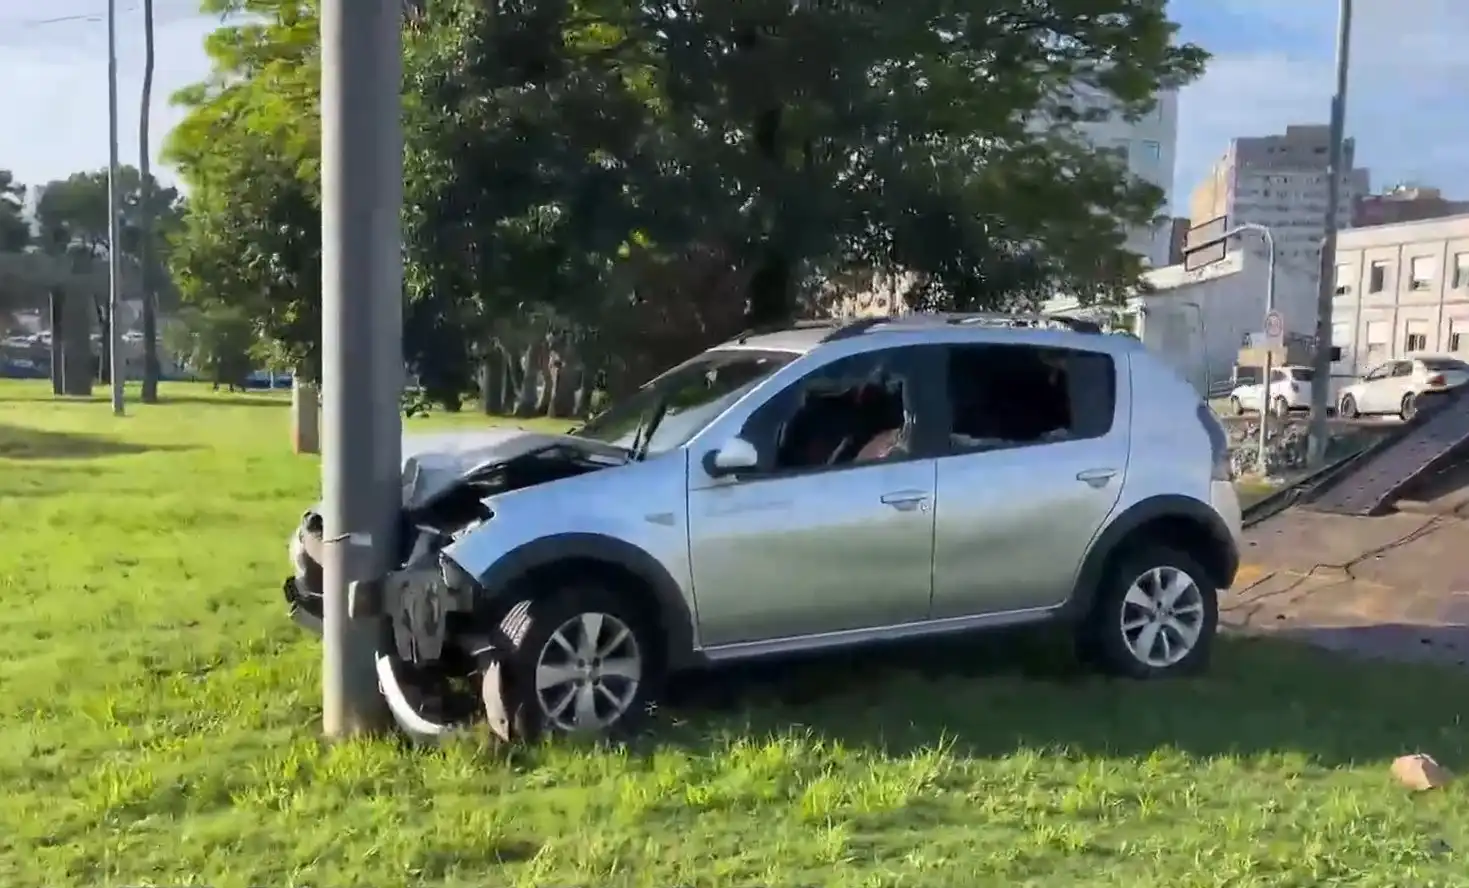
[1059,494,1239,620]
[461,532,700,669]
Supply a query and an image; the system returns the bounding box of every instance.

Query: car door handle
[1076,468,1117,488]
[880,490,931,511]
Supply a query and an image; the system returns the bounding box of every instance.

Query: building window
[1406,320,1429,353]
[1334,263,1352,294]
[1140,140,1161,161]
[1409,256,1434,291]
[1454,253,1469,289]
[1368,261,1388,293]
[1451,319,1467,353]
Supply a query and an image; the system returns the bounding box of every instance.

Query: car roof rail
[730,318,839,344]
[943,312,1104,334]
[820,317,890,342]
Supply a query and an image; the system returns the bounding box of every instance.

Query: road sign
[1263,310,1285,347]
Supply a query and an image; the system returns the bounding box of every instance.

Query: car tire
[1228,396,1244,416]
[489,583,661,742]
[1339,394,1358,419]
[1078,544,1219,679]
[1271,396,1290,417]
[1400,392,1417,422]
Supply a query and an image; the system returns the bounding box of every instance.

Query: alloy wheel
[533,611,643,732]
[1119,566,1205,668]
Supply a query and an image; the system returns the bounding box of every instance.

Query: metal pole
[106,0,125,416]
[1251,225,1278,474]
[1307,0,1353,467]
[319,0,401,737]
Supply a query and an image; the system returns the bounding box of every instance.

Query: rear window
[1289,368,1315,381]
[1420,359,1469,372]
[943,344,1115,451]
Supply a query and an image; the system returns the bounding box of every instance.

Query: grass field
[3,379,1469,887]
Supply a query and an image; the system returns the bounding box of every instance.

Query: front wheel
[491,583,662,741]
[1272,396,1291,417]
[1228,396,1244,416]
[1339,394,1359,419]
[1078,545,1219,679]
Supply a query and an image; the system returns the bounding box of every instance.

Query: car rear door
[926,339,1127,619]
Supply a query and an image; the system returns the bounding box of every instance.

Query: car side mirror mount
[703,436,759,477]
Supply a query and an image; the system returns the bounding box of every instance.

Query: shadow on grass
[155,394,288,409]
[644,627,1469,768]
[0,424,189,460]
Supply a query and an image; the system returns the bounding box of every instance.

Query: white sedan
[1227,365,1316,417]
[1337,356,1469,421]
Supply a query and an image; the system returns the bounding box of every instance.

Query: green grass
[3,379,1469,888]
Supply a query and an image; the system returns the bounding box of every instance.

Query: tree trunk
[551,359,581,418]
[137,0,160,403]
[511,339,544,417]
[60,289,94,397]
[48,290,64,396]
[94,298,111,384]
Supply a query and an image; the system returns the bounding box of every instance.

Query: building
[1328,214,1469,377]
[1072,91,1179,268]
[1045,245,1318,397]
[1188,124,1370,281]
[1354,185,1469,228]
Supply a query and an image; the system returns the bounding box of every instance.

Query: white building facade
[1046,246,1318,397]
[1072,90,1179,268]
[1329,214,1469,377]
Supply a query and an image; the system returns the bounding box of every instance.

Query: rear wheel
[1079,545,1219,679]
[1339,394,1359,419]
[1400,392,1418,421]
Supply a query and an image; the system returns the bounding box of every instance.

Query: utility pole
[1307,0,1354,468]
[106,0,125,416]
[318,0,403,737]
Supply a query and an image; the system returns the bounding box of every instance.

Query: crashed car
[285,313,1242,742]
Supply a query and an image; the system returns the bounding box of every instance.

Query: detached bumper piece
[283,576,324,634]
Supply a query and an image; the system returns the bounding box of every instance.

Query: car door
[1379,360,1415,412]
[685,345,941,649]
[927,340,1128,618]
[1356,363,1391,413]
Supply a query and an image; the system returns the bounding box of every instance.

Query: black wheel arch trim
[472,532,700,669]
[1061,495,1240,620]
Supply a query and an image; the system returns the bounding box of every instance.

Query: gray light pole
[319,0,403,737]
[1187,223,1277,472]
[1307,0,1354,467]
[106,0,125,415]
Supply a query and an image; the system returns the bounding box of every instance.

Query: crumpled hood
[399,427,627,511]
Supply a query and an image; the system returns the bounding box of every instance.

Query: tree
[0,170,28,254]
[165,0,324,380]
[138,0,162,401]
[162,303,256,388]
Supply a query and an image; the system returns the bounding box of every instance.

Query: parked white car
[1336,356,1469,421]
[1227,365,1316,417]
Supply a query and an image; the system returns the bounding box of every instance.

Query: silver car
[284,313,1244,741]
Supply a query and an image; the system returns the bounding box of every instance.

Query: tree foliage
[166,0,1206,412]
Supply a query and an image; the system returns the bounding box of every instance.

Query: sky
[2,0,1466,213]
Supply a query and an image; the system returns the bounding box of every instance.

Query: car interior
[772,374,909,470]
[948,346,1073,449]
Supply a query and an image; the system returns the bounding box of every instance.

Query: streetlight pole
[1188,223,1277,472]
[1307,0,1354,468]
[318,0,403,737]
[106,0,125,415]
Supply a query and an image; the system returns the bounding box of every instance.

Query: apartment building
[1328,214,1469,377]
[1061,88,1179,268]
[1355,185,1469,228]
[1188,124,1370,280]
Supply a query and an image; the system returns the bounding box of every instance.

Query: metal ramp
[1307,390,1469,516]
